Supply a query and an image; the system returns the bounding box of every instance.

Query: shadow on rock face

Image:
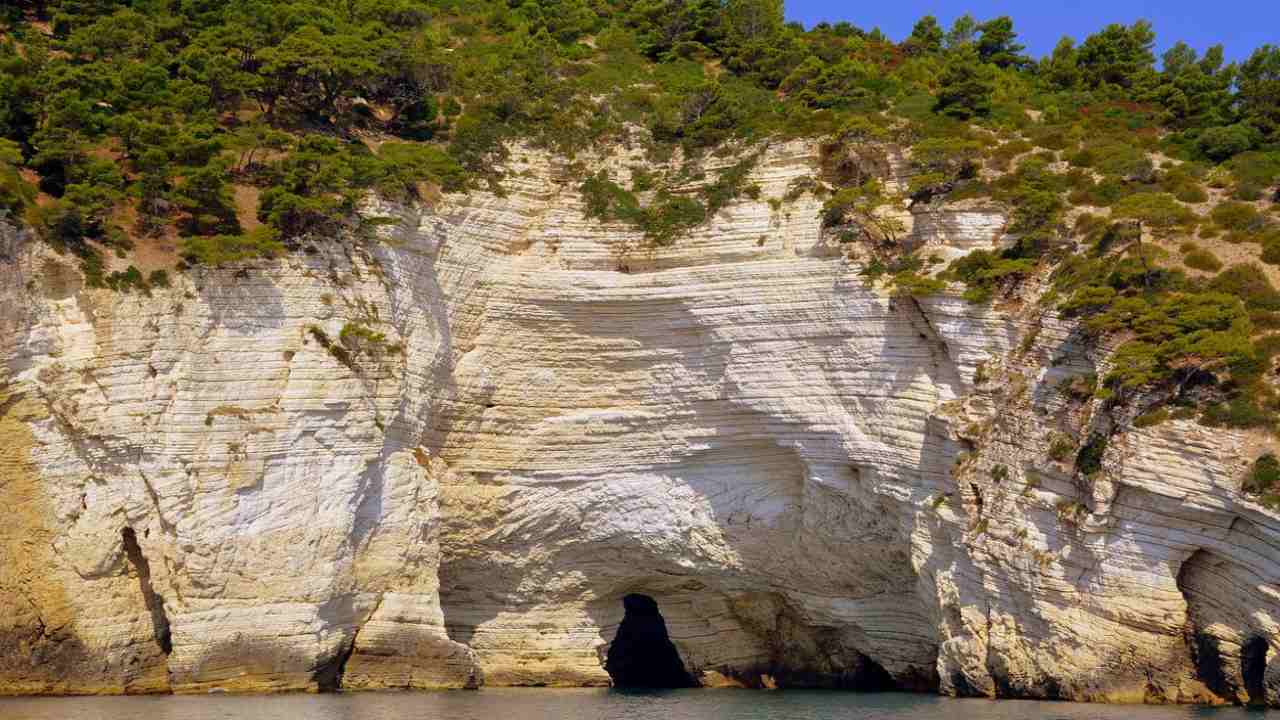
[604,594,698,689]
[1242,635,1269,706]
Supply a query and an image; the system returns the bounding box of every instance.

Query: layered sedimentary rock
[1,141,1278,703]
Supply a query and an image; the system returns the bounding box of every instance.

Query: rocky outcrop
[1,140,1278,704]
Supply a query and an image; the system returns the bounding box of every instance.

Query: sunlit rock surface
[1,141,1277,704]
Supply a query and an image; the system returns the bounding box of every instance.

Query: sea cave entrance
[604,594,698,689]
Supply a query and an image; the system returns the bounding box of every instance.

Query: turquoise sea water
[0,689,1269,720]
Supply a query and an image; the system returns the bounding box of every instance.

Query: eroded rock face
[1,141,1279,703]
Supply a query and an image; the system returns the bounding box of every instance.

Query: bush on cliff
[180,227,285,267]
[0,139,33,216]
[1244,454,1280,507]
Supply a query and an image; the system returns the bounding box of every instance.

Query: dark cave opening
[1242,635,1268,705]
[848,652,897,692]
[1190,631,1232,699]
[604,594,698,689]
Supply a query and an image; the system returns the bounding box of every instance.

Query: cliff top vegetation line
[0,1,1275,254]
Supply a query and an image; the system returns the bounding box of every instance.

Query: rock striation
[1,140,1278,704]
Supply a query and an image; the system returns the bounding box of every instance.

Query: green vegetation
[1133,407,1170,427]
[1075,433,1108,476]
[307,325,353,369]
[0,2,1274,270]
[1112,193,1196,234]
[944,249,1034,303]
[1181,245,1223,272]
[1047,432,1076,462]
[0,139,34,216]
[577,154,762,245]
[339,321,401,359]
[181,227,285,266]
[307,321,399,371]
[1,1,1278,435]
[822,179,904,242]
[1244,453,1280,507]
[1050,246,1280,429]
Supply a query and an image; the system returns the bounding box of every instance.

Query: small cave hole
[605,594,698,689]
[1242,635,1268,705]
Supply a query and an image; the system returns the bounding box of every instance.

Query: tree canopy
[0,1,1275,268]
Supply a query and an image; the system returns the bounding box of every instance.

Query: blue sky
[784,1,1276,63]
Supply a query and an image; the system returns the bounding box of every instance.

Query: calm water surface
[0,689,1270,720]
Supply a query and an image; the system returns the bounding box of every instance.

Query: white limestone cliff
[1,140,1278,704]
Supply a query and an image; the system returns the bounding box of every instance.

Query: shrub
[1133,407,1170,428]
[1067,148,1095,168]
[1058,373,1098,401]
[580,171,642,224]
[630,167,656,192]
[821,179,904,242]
[375,142,468,197]
[1092,142,1153,181]
[1048,433,1076,461]
[98,265,150,293]
[339,321,396,361]
[1182,247,1223,272]
[891,270,946,297]
[1075,433,1108,476]
[643,194,707,246]
[1229,152,1280,195]
[1173,184,1208,204]
[180,227,285,266]
[1007,189,1065,248]
[26,199,92,253]
[1210,202,1264,233]
[1208,264,1280,311]
[579,155,762,246]
[1263,234,1280,265]
[908,136,982,197]
[1092,290,1253,390]
[1196,125,1257,162]
[1201,397,1273,429]
[1244,454,1280,505]
[973,361,989,385]
[307,325,353,368]
[702,155,760,216]
[986,139,1032,171]
[1111,192,1195,234]
[0,139,34,215]
[1234,184,1265,201]
[448,112,509,173]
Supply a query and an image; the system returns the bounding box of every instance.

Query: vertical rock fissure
[314,594,382,693]
[313,635,357,693]
[604,594,698,689]
[121,527,172,654]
